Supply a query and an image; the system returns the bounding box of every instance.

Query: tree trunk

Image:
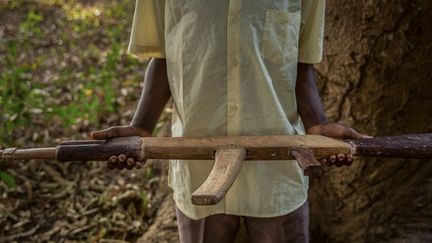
[141,0,432,242]
[309,0,432,242]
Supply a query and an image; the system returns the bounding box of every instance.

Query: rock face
[142,0,432,242]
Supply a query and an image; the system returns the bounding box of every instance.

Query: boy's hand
[90,126,151,170]
[307,123,372,167]
[91,126,151,139]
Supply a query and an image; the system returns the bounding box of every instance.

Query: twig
[39,221,65,241]
[11,219,30,229]
[43,164,73,186]
[0,224,40,242]
[81,207,99,216]
[69,224,92,235]
[99,239,130,243]
[52,184,74,199]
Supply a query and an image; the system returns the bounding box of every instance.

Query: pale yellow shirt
[129,0,325,220]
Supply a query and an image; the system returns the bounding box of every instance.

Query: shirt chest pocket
[261,10,301,64]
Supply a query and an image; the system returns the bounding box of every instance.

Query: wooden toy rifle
[1,133,431,205]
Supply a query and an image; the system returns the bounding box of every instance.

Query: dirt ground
[0,124,179,242]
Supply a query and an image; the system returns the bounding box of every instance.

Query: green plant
[0,170,17,188]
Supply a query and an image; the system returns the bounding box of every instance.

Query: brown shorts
[176,201,309,243]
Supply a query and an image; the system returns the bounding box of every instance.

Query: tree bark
[309,0,432,242]
[141,0,432,242]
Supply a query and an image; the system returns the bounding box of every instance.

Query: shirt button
[230,105,239,113]
[229,13,240,22]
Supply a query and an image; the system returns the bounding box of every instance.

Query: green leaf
[0,170,17,188]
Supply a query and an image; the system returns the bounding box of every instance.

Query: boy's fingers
[90,130,102,140]
[135,161,144,169]
[107,154,142,170]
[117,154,127,169]
[329,155,337,164]
[335,153,346,167]
[321,158,328,165]
[337,153,345,161]
[343,127,373,139]
[360,133,373,139]
[345,155,354,166]
[107,156,117,169]
[343,127,363,139]
[118,154,127,162]
[90,128,114,140]
[126,158,135,170]
[91,126,143,140]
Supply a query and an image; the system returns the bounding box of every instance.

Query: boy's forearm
[130,58,171,134]
[295,63,327,130]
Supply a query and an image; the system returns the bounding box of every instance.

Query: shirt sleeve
[298,0,325,64]
[128,0,166,58]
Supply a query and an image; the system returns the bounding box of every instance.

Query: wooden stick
[56,137,142,162]
[4,134,432,162]
[191,147,246,205]
[140,135,353,161]
[291,147,323,176]
[348,133,432,159]
[1,147,57,161]
[2,133,431,206]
